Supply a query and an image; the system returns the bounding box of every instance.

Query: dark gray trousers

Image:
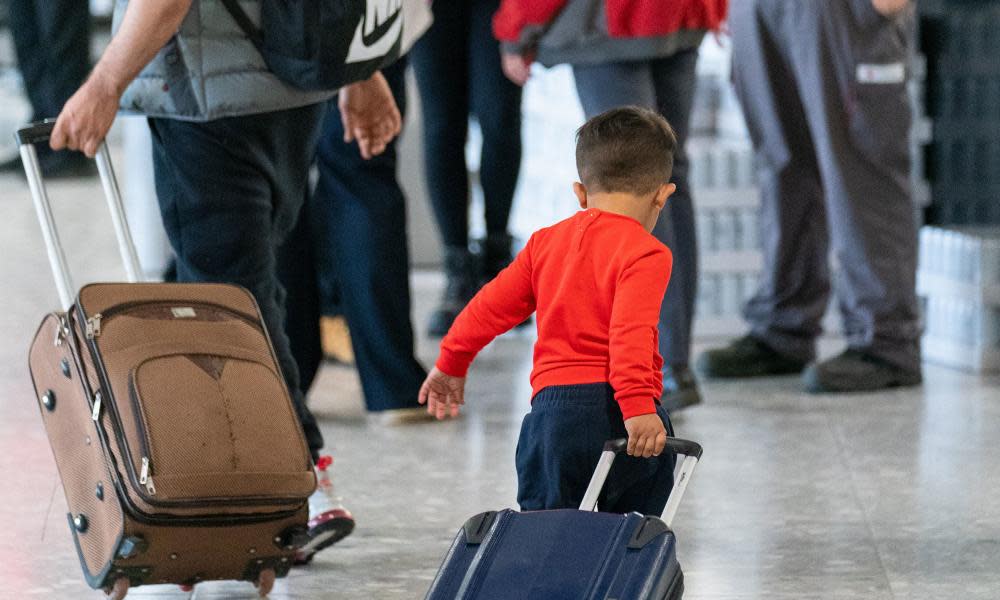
[731,0,921,371]
[573,48,701,369]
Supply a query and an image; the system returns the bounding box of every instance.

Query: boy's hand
[624,414,667,458]
[418,367,466,420]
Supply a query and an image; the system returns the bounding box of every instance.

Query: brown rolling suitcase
[18,122,316,598]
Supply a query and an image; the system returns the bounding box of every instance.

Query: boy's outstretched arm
[421,236,537,417]
[608,247,674,457]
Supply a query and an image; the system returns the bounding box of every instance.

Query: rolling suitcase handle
[579,437,702,528]
[16,120,144,309]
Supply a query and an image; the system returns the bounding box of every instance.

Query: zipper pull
[91,392,102,422]
[85,314,102,339]
[54,315,69,346]
[140,457,156,495]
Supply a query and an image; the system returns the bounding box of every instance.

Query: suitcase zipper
[139,457,156,495]
[63,311,305,526]
[85,314,102,339]
[84,300,262,338]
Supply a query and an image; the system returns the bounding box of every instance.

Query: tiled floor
[1,171,999,599]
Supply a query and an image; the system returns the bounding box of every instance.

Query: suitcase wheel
[103,577,129,600]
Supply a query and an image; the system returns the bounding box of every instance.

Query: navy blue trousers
[516,384,676,516]
[277,59,426,411]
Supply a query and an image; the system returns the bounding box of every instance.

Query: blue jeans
[409,0,523,247]
[148,104,327,460]
[278,59,426,411]
[8,0,89,120]
[573,49,701,370]
[516,384,676,515]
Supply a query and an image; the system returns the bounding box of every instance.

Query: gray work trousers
[731,0,921,371]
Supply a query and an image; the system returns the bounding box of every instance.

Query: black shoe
[479,233,513,284]
[660,365,702,413]
[803,348,922,393]
[427,247,479,337]
[696,334,808,378]
[0,150,96,179]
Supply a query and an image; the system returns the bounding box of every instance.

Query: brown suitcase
[18,122,315,597]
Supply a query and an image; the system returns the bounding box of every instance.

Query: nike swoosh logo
[363,9,400,46]
[345,4,403,64]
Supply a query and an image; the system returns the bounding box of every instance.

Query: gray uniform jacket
[505,0,708,68]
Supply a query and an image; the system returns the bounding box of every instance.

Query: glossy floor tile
[1,172,999,599]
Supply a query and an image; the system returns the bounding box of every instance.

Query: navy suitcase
[425,437,702,600]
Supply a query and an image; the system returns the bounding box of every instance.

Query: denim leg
[410,0,472,247]
[468,0,522,237]
[148,105,326,460]
[8,0,90,120]
[277,203,323,394]
[572,57,698,368]
[297,59,427,411]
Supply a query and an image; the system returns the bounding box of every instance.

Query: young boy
[419,106,678,515]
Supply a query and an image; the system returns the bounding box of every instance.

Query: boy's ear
[573,182,588,209]
[653,183,676,210]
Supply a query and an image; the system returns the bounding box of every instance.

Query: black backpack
[220,0,403,91]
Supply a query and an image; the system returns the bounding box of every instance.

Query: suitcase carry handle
[16,119,144,309]
[579,437,702,528]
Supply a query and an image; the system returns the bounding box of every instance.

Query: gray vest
[115,0,335,121]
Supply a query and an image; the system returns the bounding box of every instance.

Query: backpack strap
[219,0,263,46]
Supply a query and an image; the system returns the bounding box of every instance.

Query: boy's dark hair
[575,106,678,196]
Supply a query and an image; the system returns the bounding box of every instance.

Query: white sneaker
[295,456,355,565]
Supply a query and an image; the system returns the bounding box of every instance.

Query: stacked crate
[687,38,763,338]
[688,137,762,337]
[919,1,1000,225]
[917,226,1000,372]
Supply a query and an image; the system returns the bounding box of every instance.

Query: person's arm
[608,247,672,455]
[493,0,567,85]
[51,0,193,157]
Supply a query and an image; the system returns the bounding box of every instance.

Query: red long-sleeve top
[436,208,673,420]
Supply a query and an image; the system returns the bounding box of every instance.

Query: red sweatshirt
[436,208,673,420]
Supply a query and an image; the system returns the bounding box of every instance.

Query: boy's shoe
[803,348,922,393]
[696,334,808,378]
[295,456,355,565]
[427,247,479,337]
[320,315,355,365]
[660,365,702,413]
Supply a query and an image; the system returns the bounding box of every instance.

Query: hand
[418,367,466,420]
[51,71,122,158]
[624,414,667,458]
[871,0,909,17]
[501,52,532,87]
[338,70,402,160]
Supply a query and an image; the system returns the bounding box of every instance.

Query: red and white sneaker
[294,456,355,565]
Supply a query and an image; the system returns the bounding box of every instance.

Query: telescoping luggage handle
[16,120,144,310]
[579,437,702,528]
